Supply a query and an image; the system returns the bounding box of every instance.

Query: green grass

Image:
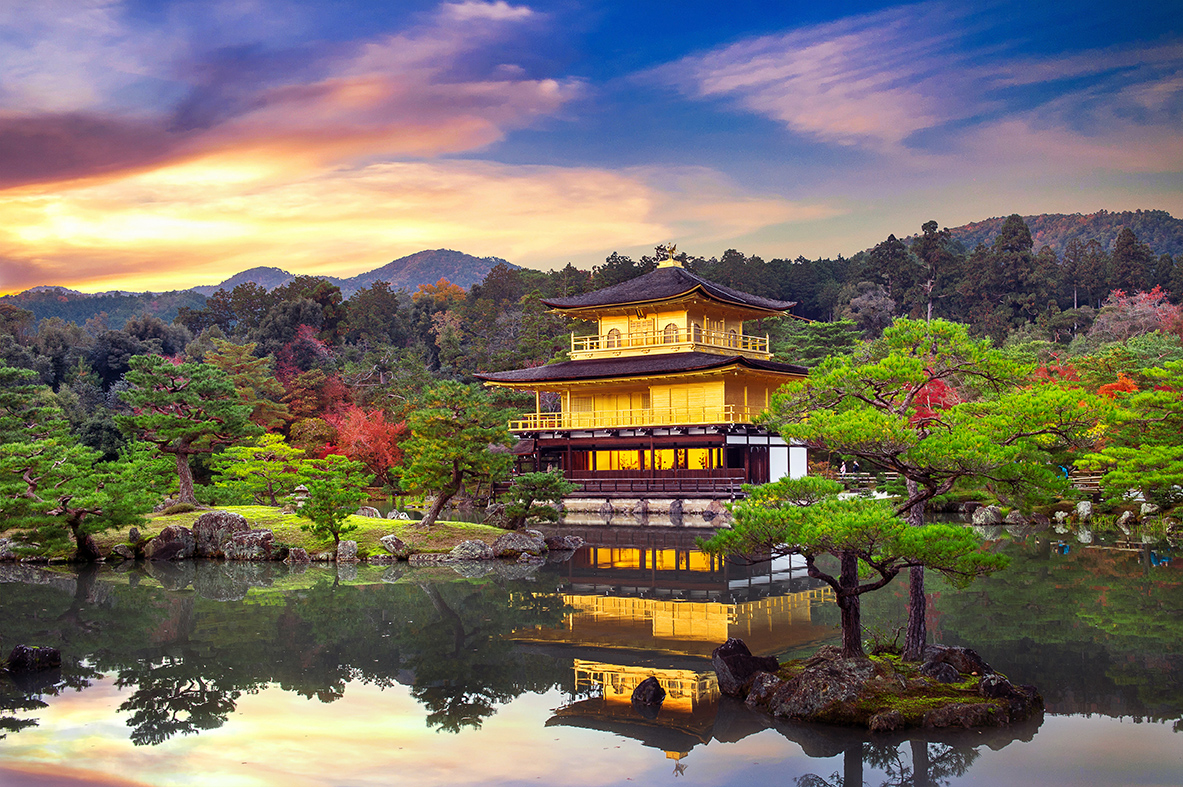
[85,506,509,558]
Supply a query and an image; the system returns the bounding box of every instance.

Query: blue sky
[0,0,1179,292]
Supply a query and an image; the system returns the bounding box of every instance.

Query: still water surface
[1,529,1181,787]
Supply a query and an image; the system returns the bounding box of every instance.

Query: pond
[1,528,1181,787]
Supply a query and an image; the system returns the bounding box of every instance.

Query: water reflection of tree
[795,739,980,787]
[0,565,156,737]
[115,659,245,746]
[923,536,1183,724]
[1,567,571,744]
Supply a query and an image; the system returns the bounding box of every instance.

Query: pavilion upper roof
[476,351,807,386]
[540,265,796,315]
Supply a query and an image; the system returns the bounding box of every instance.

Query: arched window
[606,328,621,348]
[663,323,679,343]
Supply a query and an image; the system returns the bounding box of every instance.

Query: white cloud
[440,1,534,23]
[655,1,1183,168]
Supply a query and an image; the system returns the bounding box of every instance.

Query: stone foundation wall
[560,497,733,528]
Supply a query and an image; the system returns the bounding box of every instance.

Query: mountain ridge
[189,249,515,298]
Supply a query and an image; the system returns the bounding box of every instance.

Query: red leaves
[324,405,407,488]
[910,377,960,425]
[1098,373,1138,399]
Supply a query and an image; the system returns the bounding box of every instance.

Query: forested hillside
[0,288,207,330]
[946,210,1183,257]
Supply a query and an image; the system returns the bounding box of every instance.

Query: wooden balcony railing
[509,404,759,431]
[568,469,747,498]
[571,327,769,355]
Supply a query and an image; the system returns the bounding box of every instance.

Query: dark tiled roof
[540,266,795,312]
[476,352,807,384]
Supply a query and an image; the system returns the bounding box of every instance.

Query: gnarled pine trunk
[837,551,864,658]
[903,478,927,661]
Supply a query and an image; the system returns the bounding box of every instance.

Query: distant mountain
[190,267,295,296]
[192,249,515,298]
[337,249,513,296]
[944,209,1183,257]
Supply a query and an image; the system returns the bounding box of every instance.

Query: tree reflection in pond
[0,565,570,744]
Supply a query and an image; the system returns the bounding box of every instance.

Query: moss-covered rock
[718,641,1042,731]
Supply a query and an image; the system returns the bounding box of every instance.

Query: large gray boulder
[492,531,546,558]
[712,637,779,697]
[379,534,413,559]
[1075,500,1093,523]
[450,540,495,561]
[744,646,875,720]
[337,540,359,562]
[145,525,196,561]
[544,534,585,551]
[355,506,381,518]
[971,505,1002,525]
[285,547,311,563]
[192,511,249,558]
[223,530,276,561]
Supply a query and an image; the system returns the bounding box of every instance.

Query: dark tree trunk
[903,566,927,661]
[912,739,931,787]
[903,477,927,661]
[69,516,101,562]
[843,743,863,787]
[420,486,457,528]
[420,464,463,528]
[837,551,864,658]
[174,450,197,505]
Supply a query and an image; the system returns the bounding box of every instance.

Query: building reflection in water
[517,534,839,770]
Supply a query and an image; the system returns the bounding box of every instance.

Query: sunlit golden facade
[478,258,808,500]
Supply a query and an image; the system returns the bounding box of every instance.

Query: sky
[0,0,1180,294]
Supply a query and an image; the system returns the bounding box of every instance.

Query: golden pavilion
[477,252,808,507]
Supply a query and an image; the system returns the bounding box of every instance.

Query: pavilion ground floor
[506,423,806,504]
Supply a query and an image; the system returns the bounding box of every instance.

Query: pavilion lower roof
[476,352,807,385]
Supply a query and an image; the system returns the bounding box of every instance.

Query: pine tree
[116,355,259,505]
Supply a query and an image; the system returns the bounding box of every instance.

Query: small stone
[223,529,275,561]
[7,645,62,672]
[1003,509,1028,525]
[631,676,666,705]
[1141,502,1161,517]
[920,661,962,683]
[109,544,135,561]
[285,547,311,563]
[712,637,778,698]
[868,709,904,732]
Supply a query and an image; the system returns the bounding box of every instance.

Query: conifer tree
[766,318,1101,659]
[396,381,513,527]
[116,355,258,505]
